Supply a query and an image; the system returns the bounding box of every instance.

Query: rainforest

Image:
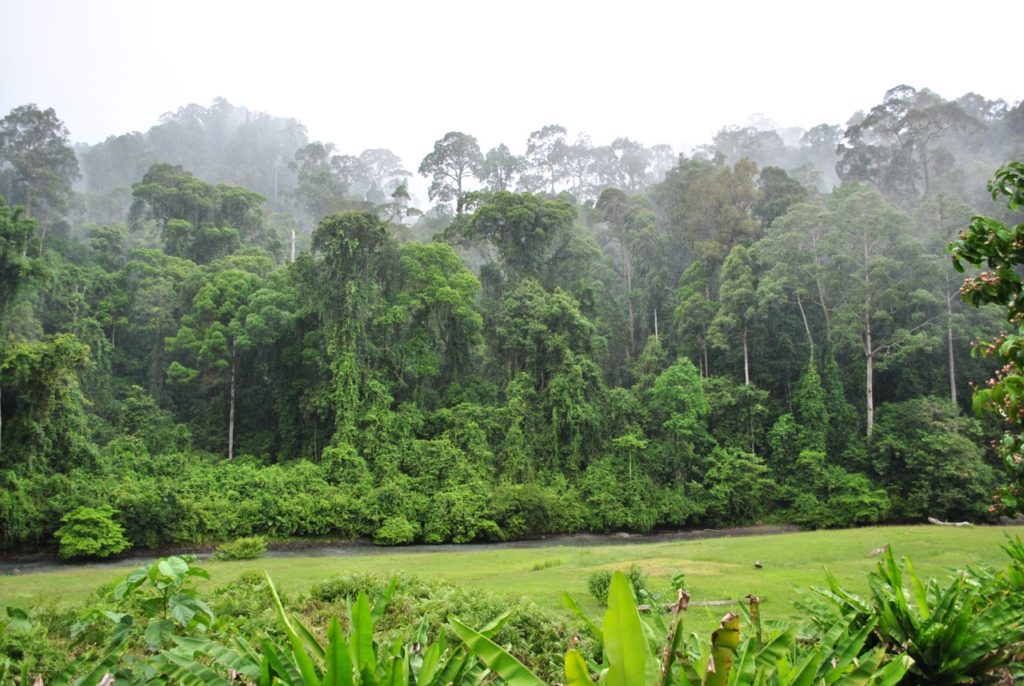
[0,86,1021,558]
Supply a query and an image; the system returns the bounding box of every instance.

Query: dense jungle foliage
[1,86,1022,553]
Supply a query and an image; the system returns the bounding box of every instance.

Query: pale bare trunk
[742,324,750,386]
[865,323,874,437]
[947,281,957,406]
[653,306,660,343]
[228,353,236,459]
[795,292,814,355]
[864,236,874,437]
[623,245,635,358]
[290,228,296,263]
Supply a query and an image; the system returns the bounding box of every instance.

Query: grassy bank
[2,525,1019,635]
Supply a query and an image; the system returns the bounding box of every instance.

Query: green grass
[2,525,1020,635]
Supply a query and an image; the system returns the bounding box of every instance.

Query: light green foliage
[374,515,418,546]
[702,448,772,526]
[54,505,130,559]
[808,545,1024,685]
[587,565,647,605]
[213,535,267,560]
[393,241,482,389]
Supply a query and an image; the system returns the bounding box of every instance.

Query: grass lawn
[2,525,1020,635]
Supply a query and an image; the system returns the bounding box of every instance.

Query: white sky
[1,0,1019,189]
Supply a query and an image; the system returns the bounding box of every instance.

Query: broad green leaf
[565,649,596,686]
[262,638,305,685]
[603,571,648,686]
[64,641,125,686]
[158,556,189,579]
[264,572,321,686]
[323,616,353,686]
[449,615,545,686]
[561,592,603,644]
[903,557,929,621]
[371,577,398,623]
[870,654,913,686]
[349,591,374,675]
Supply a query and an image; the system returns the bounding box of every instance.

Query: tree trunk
[623,245,635,359]
[947,280,957,406]
[795,293,814,356]
[742,323,750,386]
[290,228,296,264]
[863,236,874,437]
[653,306,660,343]
[228,352,236,459]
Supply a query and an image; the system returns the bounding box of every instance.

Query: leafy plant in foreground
[809,545,1024,685]
[457,570,912,686]
[949,161,1024,515]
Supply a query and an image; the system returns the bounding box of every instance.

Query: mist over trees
[0,84,1020,551]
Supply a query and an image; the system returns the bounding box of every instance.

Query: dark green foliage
[871,397,996,521]
[54,505,130,559]
[782,451,889,529]
[214,535,267,560]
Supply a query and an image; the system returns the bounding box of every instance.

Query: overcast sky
[1,0,1019,184]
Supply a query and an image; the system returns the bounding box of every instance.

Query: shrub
[213,535,267,560]
[587,570,612,603]
[588,564,647,604]
[308,572,593,682]
[374,515,418,545]
[54,506,130,559]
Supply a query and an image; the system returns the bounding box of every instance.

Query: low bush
[213,535,267,560]
[587,563,647,605]
[374,515,418,545]
[54,505,130,559]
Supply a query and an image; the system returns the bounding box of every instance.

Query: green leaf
[603,571,648,686]
[371,577,398,623]
[561,592,603,644]
[264,572,321,686]
[349,591,375,676]
[565,649,597,686]
[449,615,545,686]
[323,616,353,686]
[64,641,126,686]
[158,556,189,580]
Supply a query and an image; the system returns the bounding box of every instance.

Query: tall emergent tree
[949,161,1024,515]
[0,105,80,238]
[418,132,483,214]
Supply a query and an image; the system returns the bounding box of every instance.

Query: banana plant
[456,570,911,686]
